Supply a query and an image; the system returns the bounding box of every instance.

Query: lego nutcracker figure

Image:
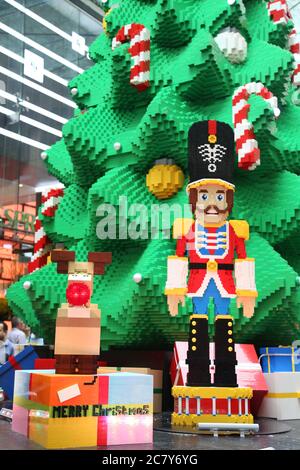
[165,120,257,388]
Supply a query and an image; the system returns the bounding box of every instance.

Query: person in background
[0,322,14,365]
[24,325,31,342]
[7,316,27,345]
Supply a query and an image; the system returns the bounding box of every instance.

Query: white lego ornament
[23,281,32,290]
[41,151,47,160]
[133,273,142,283]
[114,142,122,151]
[70,87,78,96]
[214,29,247,64]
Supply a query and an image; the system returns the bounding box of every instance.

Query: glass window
[0,0,102,293]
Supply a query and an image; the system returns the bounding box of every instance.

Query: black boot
[186,314,211,387]
[213,315,238,387]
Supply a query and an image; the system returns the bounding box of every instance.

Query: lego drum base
[171,385,258,436]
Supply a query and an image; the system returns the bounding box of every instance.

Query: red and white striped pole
[41,188,64,217]
[112,23,150,91]
[28,217,52,273]
[28,188,64,273]
[233,82,280,170]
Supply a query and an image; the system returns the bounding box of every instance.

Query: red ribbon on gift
[8,355,21,370]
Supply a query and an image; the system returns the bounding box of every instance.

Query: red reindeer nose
[66,282,90,306]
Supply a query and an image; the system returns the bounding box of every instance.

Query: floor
[1,415,300,450]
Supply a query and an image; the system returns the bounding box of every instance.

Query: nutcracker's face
[195,184,229,225]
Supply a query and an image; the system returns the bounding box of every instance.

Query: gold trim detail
[173,218,194,239]
[235,258,255,263]
[215,315,234,321]
[266,392,300,398]
[171,413,254,425]
[208,135,217,144]
[207,260,218,272]
[165,288,188,295]
[190,314,209,320]
[235,290,258,298]
[186,179,235,193]
[229,220,249,240]
[172,386,253,399]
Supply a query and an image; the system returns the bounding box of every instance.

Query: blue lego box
[0,345,39,399]
[260,346,300,373]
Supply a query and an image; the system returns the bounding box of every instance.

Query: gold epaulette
[229,220,249,240]
[172,218,194,239]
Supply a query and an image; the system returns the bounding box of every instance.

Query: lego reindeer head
[51,250,112,307]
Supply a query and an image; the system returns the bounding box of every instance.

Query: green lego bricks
[7,0,300,348]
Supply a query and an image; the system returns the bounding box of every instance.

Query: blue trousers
[192,279,231,315]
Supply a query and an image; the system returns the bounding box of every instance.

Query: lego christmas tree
[7,0,300,349]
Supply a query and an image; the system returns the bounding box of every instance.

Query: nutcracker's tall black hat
[187,120,235,192]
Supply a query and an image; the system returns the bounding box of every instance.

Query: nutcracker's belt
[189,262,234,272]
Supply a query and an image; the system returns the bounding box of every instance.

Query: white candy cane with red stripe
[289,29,300,86]
[41,188,64,217]
[28,218,52,273]
[28,188,64,273]
[267,0,289,24]
[112,23,150,91]
[233,82,280,170]
[267,1,300,85]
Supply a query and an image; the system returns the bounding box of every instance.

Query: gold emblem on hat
[208,134,217,144]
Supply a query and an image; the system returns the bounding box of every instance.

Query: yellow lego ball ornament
[146,160,185,200]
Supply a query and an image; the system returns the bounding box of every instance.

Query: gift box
[12,371,153,448]
[12,369,55,436]
[259,346,300,373]
[0,345,38,399]
[257,372,300,420]
[13,345,53,358]
[34,358,56,370]
[170,342,268,416]
[97,366,162,413]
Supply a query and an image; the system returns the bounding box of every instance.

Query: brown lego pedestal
[55,354,98,374]
[54,304,101,375]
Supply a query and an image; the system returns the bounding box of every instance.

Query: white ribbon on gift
[174,360,187,386]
